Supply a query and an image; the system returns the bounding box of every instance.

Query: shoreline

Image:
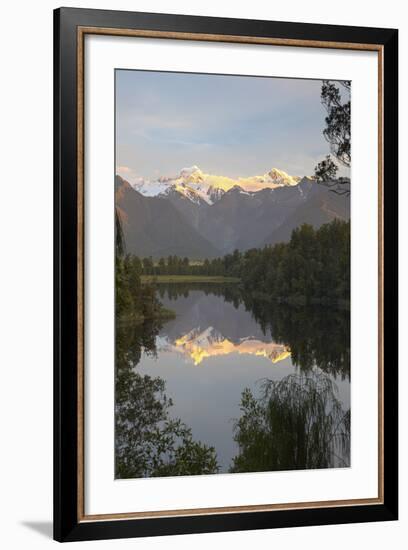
[140,275,241,284]
[117,306,176,326]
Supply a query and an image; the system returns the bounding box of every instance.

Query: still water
[115,284,350,478]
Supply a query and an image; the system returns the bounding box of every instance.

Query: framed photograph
[54,7,398,542]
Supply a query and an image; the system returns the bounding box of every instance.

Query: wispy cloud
[116,165,144,185]
[117,165,132,174]
[116,70,348,179]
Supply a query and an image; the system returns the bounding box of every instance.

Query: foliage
[116,253,175,322]
[115,207,126,257]
[140,254,227,277]
[234,220,350,307]
[321,80,351,167]
[245,300,350,379]
[314,80,351,194]
[115,210,175,322]
[141,275,240,283]
[115,321,219,478]
[314,154,338,182]
[230,371,350,473]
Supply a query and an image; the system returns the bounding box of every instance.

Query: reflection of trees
[230,371,350,473]
[158,282,241,309]
[158,283,350,379]
[115,321,218,479]
[243,297,350,380]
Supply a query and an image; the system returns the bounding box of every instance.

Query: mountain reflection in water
[159,326,291,366]
[115,283,350,478]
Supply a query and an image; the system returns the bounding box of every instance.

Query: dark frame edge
[53,6,398,542]
[54,6,80,542]
[53,7,62,542]
[60,504,397,543]
[382,27,399,522]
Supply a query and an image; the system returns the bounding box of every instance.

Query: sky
[116,69,350,182]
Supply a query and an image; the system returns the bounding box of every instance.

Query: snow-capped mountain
[116,168,350,258]
[132,165,303,205]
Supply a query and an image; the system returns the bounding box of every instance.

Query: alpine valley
[116,165,350,258]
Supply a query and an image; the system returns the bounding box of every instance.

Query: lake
[115,283,350,478]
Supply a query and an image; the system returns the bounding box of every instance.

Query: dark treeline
[245,299,350,380]
[157,282,242,308]
[141,219,350,307]
[239,220,349,306]
[116,250,175,323]
[140,255,227,276]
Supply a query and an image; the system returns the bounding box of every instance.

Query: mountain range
[133,165,301,205]
[116,166,350,258]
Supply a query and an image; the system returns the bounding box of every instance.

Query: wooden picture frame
[54,7,398,542]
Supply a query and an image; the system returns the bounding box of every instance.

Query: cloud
[115,70,337,179]
[117,165,132,174]
[137,113,193,130]
[116,165,145,186]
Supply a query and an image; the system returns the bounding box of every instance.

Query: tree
[246,298,350,379]
[314,155,338,182]
[321,80,351,167]
[182,257,190,274]
[116,366,219,478]
[315,80,351,195]
[230,372,350,473]
[115,257,132,318]
[158,257,166,275]
[115,208,125,258]
[142,256,154,275]
[236,220,350,307]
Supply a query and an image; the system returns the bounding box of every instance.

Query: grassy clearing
[140,275,241,284]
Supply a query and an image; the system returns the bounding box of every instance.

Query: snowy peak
[131,166,312,205]
[133,179,172,198]
[267,167,300,186]
[179,165,204,181]
[167,182,208,206]
[235,168,300,192]
[206,185,226,204]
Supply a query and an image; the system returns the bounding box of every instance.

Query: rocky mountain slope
[116,167,350,258]
[115,176,220,258]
